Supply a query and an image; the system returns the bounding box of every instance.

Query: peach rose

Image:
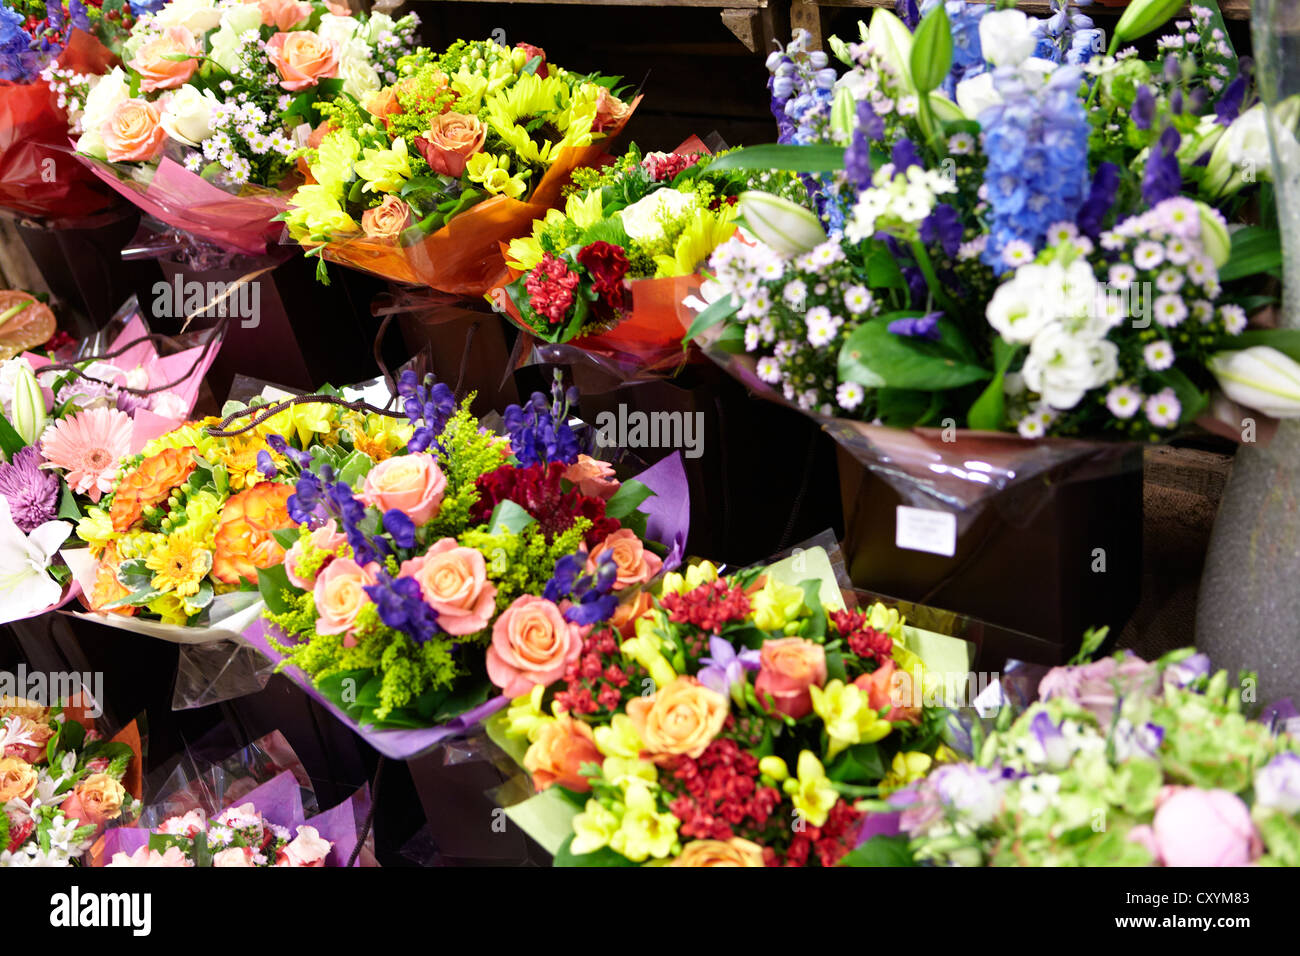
[854,659,920,724]
[324,0,351,14]
[0,757,38,801]
[313,557,379,640]
[2,716,54,764]
[486,595,582,698]
[62,772,127,828]
[212,847,256,867]
[361,194,412,240]
[102,98,167,163]
[609,589,653,638]
[586,528,662,590]
[563,454,620,500]
[670,838,766,867]
[266,30,339,92]
[626,676,728,759]
[754,638,827,719]
[359,453,447,525]
[284,519,350,590]
[593,86,632,132]
[258,0,311,30]
[129,26,201,92]
[523,715,602,792]
[399,538,497,636]
[413,111,487,178]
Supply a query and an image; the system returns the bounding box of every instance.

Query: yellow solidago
[354,137,412,194]
[653,207,738,278]
[809,679,892,760]
[785,751,839,828]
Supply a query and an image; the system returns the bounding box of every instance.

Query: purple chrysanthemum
[0,446,60,532]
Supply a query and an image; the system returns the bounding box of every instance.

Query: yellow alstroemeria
[751,573,806,632]
[354,137,412,194]
[786,750,839,829]
[182,490,224,543]
[76,508,115,558]
[652,208,738,278]
[622,617,677,689]
[809,679,892,760]
[503,684,549,741]
[593,713,644,759]
[608,778,678,862]
[660,560,719,597]
[146,592,192,626]
[564,189,604,230]
[880,751,933,795]
[311,130,361,197]
[571,798,621,855]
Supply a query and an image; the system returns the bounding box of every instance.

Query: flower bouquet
[62,0,420,255]
[241,372,689,757]
[0,298,220,624]
[61,386,409,640]
[0,1,137,222]
[486,544,977,866]
[282,38,638,294]
[0,695,144,867]
[867,640,1300,866]
[492,139,804,379]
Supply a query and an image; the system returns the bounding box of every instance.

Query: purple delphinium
[0,446,60,532]
[1215,73,1249,126]
[364,571,442,644]
[1142,126,1183,206]
[1131,85,1156,130]
[888,312,943,342]
[397,370,456,454]
[545,551,618,625]
[920,204,963,256]
[503,375,580,467]
[1075,161,1120,239]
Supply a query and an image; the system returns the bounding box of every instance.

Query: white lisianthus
[985,266,1055,344]
[160,84,220,147]
[337,39,381,101]
[618,188,698,243]
[979,9,1039,67]
[366,13,397,45]
[209,26,246,74]
[218,2,262,37]
[1021,324,1119,410]
[153,0,222,35]
[318,13,364,49]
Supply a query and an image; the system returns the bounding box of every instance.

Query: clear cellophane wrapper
[89,730,378,866]
[0,29,121,224]
[303,99,641,297]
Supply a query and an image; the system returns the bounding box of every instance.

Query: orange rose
[486,595,582,698]
[754,638,827,720]
[413,111,486,178]
[90,546,137,617]
[257,0,311,30]
[265,31,339,92]
[361,194,412,240]
[586,528,662,590]
[212,482,294,584]
[609,589,653,638]
[359,453,446,525]
[102,98,167,163]
[593,86,632,133]
[0,757,38,802]
[563,454,619,500]
[2,716,53,764]
[109,447,197,532]
[129,26,201,92]
[62,772,127,828]
[854,660,921,724]
[626,676,728,759]
[670,838,766,867]
[523,715,602,792]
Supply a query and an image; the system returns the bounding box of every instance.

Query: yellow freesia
[750,573,806,632]
[622,618,677,689]
[182,490,224,544]
[465,152,526,199]
[609,779,678,862]
[354,137,412,194]
[76,508,115,557]
[564,189,604,230]
[759,755,789,782]
[571,799,621,855]
[503,685,548,741]
[601,757,657,789]
[787,751,839,829]
[880,751,933,795]
[809,679,892,760]
[593,713,644,759]
[146,592,191,626]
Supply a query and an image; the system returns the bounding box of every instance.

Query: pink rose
[102,98,167,163]
[399,539,497,636]
[412,111,487,178]
[265,31,339,92]
[284,519,349,590]
[1152,787,1261,867]
[108,845,193,867]
[359,453,447,526]
[313,557,379,642]
[257,0,311,30]
[486,595,582,698]
[586,528,662,590]
[754,637,827,719]
[277,825,332,866]
[563,454,620,500]
[128,26,201,92]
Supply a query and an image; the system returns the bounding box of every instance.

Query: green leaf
[552,834,638,867]
[839,834,917,867]
[967,339,1021,430]
[705,144,846,173]
[839,315,991,390]
[57,484,83,521]
[1215,328,1300,364]
[0,414,25,460]
[336,449,375,488]
[865,246,907,290]
[258,563,295,614]
[488,499,535,536]
[1218,227,1282,283]
[875,387,939,427]
[910,5,953,94]
[271,528,300,549]
[603,478,653,521]
[684,294,739,343]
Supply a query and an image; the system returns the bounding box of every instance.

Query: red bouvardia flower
[641,150,700,182]
[660,580,752,634]
[471,461,619,549]
[831,609,894,667]
[770,799,864,868]
[660,737,782,844]
[554,625,638,717]
[575,241,630,307]
[525,253,581,326]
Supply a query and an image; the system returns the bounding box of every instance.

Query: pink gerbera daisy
[40,406,133,503]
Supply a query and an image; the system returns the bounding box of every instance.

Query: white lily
[0,497,72,624]
[1209,347,1300,419]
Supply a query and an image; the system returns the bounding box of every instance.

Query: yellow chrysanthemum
[144,531,213,598]
[354,137,412,194]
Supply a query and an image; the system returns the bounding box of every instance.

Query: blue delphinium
[979,65,1092,272]
[364,571,443,644]
[503,373,580,467]
[397,369,455,454]
[544,551,619,626]
[1,5,33,82]
[920,0,988,99]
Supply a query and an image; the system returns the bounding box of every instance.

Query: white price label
[895,506,957,557]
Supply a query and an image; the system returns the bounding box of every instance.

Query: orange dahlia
[109,446,198,533]
[212,482,294,584]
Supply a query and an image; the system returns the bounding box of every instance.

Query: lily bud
[9,361,47,448]
[1113,0,1185,45]
[738,191,827,257]
[867,8,915,92]
[1194,201,1231,267]
[831,85,856,139]
[1208,346,1300,419]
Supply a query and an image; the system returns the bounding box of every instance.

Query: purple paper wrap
[630,450,690,571]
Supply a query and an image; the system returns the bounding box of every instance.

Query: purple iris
[698,637,761,699]
[888,312,943,342]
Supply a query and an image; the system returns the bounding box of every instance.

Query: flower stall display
[0,1,139,221]
[243,371,688,752]
[0,300,219,624]
[59,0,420,254]
[873,643,1300,867]
[493,139,803,375]
[0,695,143,867]
[282,38,637,294]
[487,545,974,866]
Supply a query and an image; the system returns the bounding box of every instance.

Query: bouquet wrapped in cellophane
[282,38,638,294]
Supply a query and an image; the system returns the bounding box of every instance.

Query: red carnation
[575,241,630,309]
